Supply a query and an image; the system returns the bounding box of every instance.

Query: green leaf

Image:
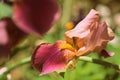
[0,3,12,19]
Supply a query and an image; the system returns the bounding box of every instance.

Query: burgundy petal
[13,0,60,35]
[3,0,13,6]
[40,50,67,75]
[100,49,114,58]
[32,40,75,75]
[0,18,27,58]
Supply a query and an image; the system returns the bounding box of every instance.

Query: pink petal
[40,50,67,75]
[32,40,75,75]
[78,22,113,54]
[88,22,114,52]
[65,9,114,56]
[0,18,27,58]
[0,21,8,45]
[65,9,99,45]
[13,0,60,36]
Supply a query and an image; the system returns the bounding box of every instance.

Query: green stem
[79,56,120,73]
[49,72,64,80]
[0,57,30,76]
[60,0,73,26]
[0,56,120,79]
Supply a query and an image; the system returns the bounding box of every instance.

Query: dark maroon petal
[31,40,75,75]
[0,45,10,58]
[0,17,27,58]
[32,43,54,72]
[100,49,114,58]
[13,0,60,35]
[3,0,13,6]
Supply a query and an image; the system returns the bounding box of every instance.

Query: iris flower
[32,9,114,75]
[65,9,114,56]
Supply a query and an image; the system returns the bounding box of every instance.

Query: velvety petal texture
[0,18,27,58]
[32,40,75,75]
[65,9,114,56]
[13,0,60,35]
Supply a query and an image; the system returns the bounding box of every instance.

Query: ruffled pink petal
[32,40,75,75]
[87,22,114,52]
[65,9,114,56]
[13,0,60,36]
[65,9,99,46]
[65,9,99,40]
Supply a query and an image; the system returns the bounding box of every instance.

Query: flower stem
[0,57,30,78]
[79,56,120,73]
[0,56,120,79]
[49,72,64,80]
[52,0,73,41]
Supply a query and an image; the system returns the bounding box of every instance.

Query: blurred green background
[0,0,120,80]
